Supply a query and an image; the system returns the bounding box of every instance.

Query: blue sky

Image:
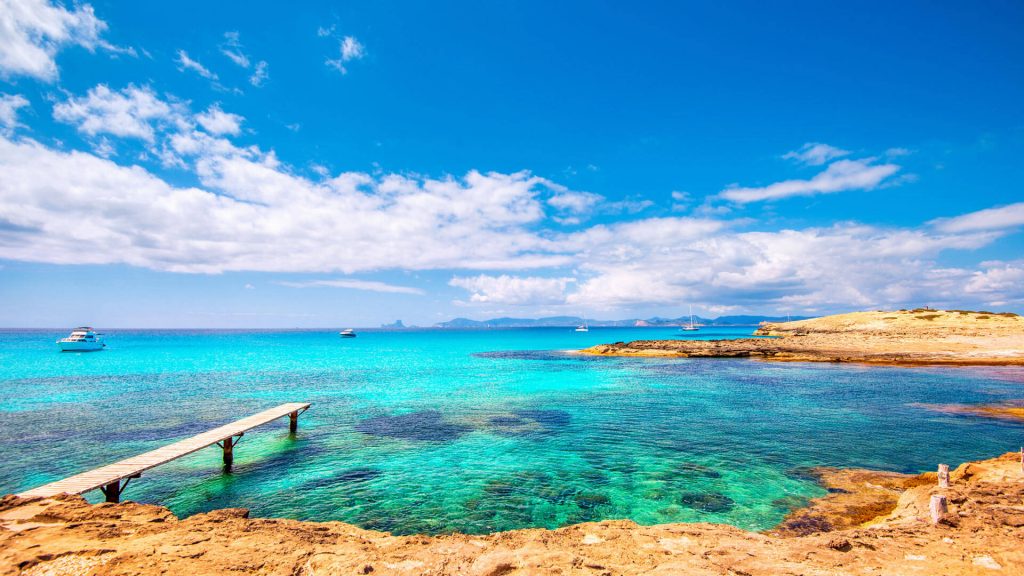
[0,0,1022,327]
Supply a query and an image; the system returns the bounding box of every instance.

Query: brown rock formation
[581,309,1024,365]
[2,453,1022,575]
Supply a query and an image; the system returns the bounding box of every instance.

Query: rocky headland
[1,452,1022,575]
[581,309,1024,366]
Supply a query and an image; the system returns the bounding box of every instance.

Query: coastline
[580,309,1024,366]
[2,452,1022,575]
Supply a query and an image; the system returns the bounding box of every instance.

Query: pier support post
[98,474,139,503]
[929,494,948,524]
[222,436,235,468]
[101,480,121,503]
[289,411,298,434]
[937,463,950,488]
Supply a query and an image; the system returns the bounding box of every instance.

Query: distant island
[433,314,811,328]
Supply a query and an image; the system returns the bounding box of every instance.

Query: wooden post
[222,436,234,468]
[101,480,121,503]
[289,411,298,433]
[937,463,950,488]
[929,494,947,524]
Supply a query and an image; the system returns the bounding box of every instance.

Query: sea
[1,327,1021,535]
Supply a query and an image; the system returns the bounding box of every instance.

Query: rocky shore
[2,452,1023,575]
[581,309,1024,365]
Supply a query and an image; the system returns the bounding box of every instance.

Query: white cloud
[782,143,850,166]
[220,31,249,68]
[326,36,364,74]
[2,105,1019,314]
[317,25,335,38]
[930,202,1024,233]
[0,93,29,134]
[964,260,1024,301]
[0,0,121,81]
[341,36,364,60]
[548,190,603,213]
[52,85,177,142]
[0,134,571,274]
[249,60,268,86]
[195,104,243,136]
[176,50,218,80]
[720,158,900,203]
[277,279,424,294]
[562,221,1000,310]
[450,275,575,305]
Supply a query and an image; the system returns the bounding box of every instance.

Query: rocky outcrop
[2,453,1022,575]
[581,309,1024,365]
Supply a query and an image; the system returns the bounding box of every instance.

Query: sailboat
[679,305,700,332]
[574,316,589,332]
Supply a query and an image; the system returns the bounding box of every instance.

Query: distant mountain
[433,314,812,328]
[380,319,406,329]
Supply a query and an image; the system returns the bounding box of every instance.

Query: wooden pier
[17,402,310,503]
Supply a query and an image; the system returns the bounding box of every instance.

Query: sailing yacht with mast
[574,318,589,332]
[679,305,700,332]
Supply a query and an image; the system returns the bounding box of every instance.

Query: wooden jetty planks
[18,402,310,499]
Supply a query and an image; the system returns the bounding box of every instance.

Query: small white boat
[680,305,700,332]
[339,329,357,338]
[574,322,589,332]
[57,327,106,352]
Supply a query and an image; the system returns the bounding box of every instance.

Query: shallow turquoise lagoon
[1,327,1021,535]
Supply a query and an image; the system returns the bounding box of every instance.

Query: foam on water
[1,327,1021,534]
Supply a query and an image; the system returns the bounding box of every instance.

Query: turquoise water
[1,327,1022,535]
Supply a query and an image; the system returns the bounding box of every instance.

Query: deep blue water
[1,327,1021,535]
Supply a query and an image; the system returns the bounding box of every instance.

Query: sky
[0,0,1022,328]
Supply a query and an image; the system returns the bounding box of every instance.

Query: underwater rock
[515,409,571,428]
[575,492,611,509]
[678,492,735,513]
[487,409,572,437]
[482,480,516,496]
[488,416,528,427]
[355,411,472,441]
[772,495,811,512]
[336,468,382,483]
[303,468,381,490]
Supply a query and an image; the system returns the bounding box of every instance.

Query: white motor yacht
[57,327,106,351]
[339,329,357,338]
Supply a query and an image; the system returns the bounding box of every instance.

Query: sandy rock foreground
[1,452,1022,575]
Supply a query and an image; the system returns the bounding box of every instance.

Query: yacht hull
[58,341,105,352]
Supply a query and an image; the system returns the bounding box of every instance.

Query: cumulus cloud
[0,93,29,134]
[782,142,850,166]
[0,134,572,274]
[7,90,1024,314]
[52,85,177,142]
[450,275,576,305]
[276,279,424,294]
[0,0,128,81]
[176,50,218,80]
[720,158,900,203]
[964,260,1024,303]
[930,202,1024,233]
[195,104,243,136]
[326,36,364,74]
[561,223,1000,310]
